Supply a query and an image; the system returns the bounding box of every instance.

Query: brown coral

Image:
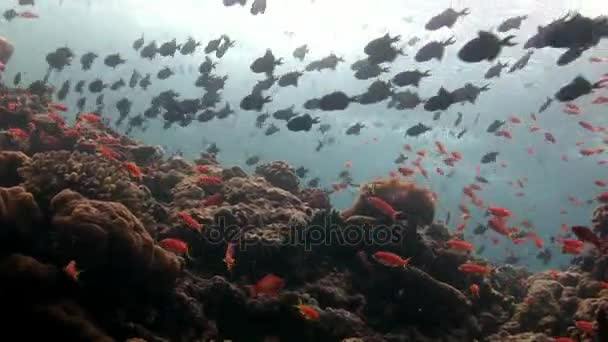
[299,188,331,210]
[0,186,43,249]
[593,204,608,238]
[50,189,180,295]
[0,151,29,186]
[255,161,300,193]
[342,178,435,226]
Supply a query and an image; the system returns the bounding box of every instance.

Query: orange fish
[50,103,68,112]
[372,251,410,267]
[178,211,203,231]
[223,242,236,272]
[487,205,511,217]
[64,260,82,281]
[159,238,190,255]
[366,196,400,221]
[469,283,480,298]
[561,244,582,254]
[295,303,320,321]
[98,145,119,160]
[488,216,511,237]
[579,121,597,132]
[123,161,143,178]
[458,262,491,275]
[446,239,473,252]
[250,273,286,297]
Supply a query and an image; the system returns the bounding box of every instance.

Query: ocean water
[2,0,608,271]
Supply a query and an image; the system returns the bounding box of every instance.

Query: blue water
[2,0,608,270]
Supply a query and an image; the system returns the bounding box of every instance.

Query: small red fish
[579,121,597,132]
[509,116,521,124]
[344,160,352,168]
[590,56,608,63]
[597,192,608,203]
[178,211,202,231]
[202,193,224,207]
[7,128,28,138]
[458,262,491,275]
[78,113,102,123]
[487,205,511,217]
[593,95,608,104]
[198,175,222,185]
[295,304,320,321]
[560,238,584,248]
[404,144,412,151]
[435,141,447,155]
[563,103,581,115]
[527,232,544,249]
[194,164,210,173]
[574,320,594,335]
[366,196,400,221]
[250,273,285,297]
[50,103,68,111]
[223,242,236,272]
[469,283,480,298]
[529,125,540,132]
[451,151,462,160]
[64,260,82,281]
[595,180,608,187]
[495,130,512,139]
[98,145,119,160]
[572,226,602,249]
[372,251,411,267]
[18,11,39,18]
[398,167,415,177]
[159,238,189,255]
[123,161,143,178]
[488,216,511,236]
[416,149,426,157]
[436,167,445,176]
[446,239,473,252]
[562,244,582,254]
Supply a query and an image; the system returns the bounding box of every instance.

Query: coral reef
[255,160,300,193]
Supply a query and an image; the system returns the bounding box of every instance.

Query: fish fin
[460,8,470,16]
[501,35,517,47]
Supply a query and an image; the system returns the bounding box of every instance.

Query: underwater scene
[1,0,608,341]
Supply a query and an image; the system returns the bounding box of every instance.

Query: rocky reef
[1,84,607,341]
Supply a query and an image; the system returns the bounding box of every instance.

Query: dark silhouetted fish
[180,37,200,55]
[408,36,420,46]
[240,92,272,111]
[223,0,247,6]
[76,97,86,111]
[456,128,467,138]
[110,78,125,90]
[484,61,509,79]
[246,155,261,166]
[354,62,389,80]
[481,151,499,164]
[116,97,132,118]
[3,9,18,21]
[250,0,266,15]
[140,41,158,59]
[139,74,151,90]
[364,33,403,64]
[197,74,228,93]
[278,71,304,87]
[80,52,98,70]
[405,122,432,137]
[205,37,222,54]
[132,35,144,51]
[415,37,456,62]
[304,98,321,110]
[201,91,222,108]
[129,70,141,88]
[392,69,431,87]
[388,90,423,110]
[524,13,606,51]
[251,49,283,75]
[197,109,216,123]
[454,112,463,126]
[143,105,160,119]
[104,53,126,68]
[88,79,106,93]
[346,122,365,135]
[424,87,454,111]
[498,15,528,32]
[433,112,442,121]
[295,166,309,178]
[255,112,270,128]
[56,80,70,100]
[556,47,585,66]
[538,97,553,113]
[318,91,352,111]
[216,35,236,58]
[394,153,408,164]
[206,143,220,155]
[318,123,331,134]
[199,57,218,74]
[265,123,279,136]
[74,80,85,93]
[356,80,392,105]
[46,47,74,70]
[158,39,180,57]
[458,31,516,63]
[251,75,276,94]
[315,140,325,152]
[13,72,21,86]
[96,94,104,106]
[305,54,344,72]
[555,76,600,102]
[157,66,174,80]
[293,44,309,61]
[287,114,320,132]
[486,120,505,133]
[425,7,470,30]
[307,177,320,187]
[273,105,298,121]
[451,83,490,104]
[216,103,234,119]
[509,50,534,72]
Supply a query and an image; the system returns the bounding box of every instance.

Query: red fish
[78,113,102,123]
[123,161,143,178]
[344,160,352,168]
[560,238,584,248]
[18,11,39,18]
[597,192,608,203]
[488,216,511,236]
[372,251,410,267]
[416,149,426,157]
[563,103,581,115]
[178,211,202,231]
[98,145,119,160]
[295,304,320,321]
[509,116,521,124]
[595,180,608,187]
[436,167,445,176]
[487,205,511,217]
[592,95,608,104]
[7,128,28,138]
[458,262,491,274]
[574,320,594,335]
[495,130,512,139]
[579,121,597,132]
[529,125,540,132]
[451,151,462,160]
[455,221,467,231]
[590,56,608,62]
[366,196,400,221]
[544,132,556,143]
[562,244,582,254]
[446,239,473,252]
[194,164,210,173]
[159,238,189,254]
[527,232,544,249]
[469,283,480,298]
[50,103,68,111]
[223,242,236,272]
[250,273,285,297]
[398,167,415,177]
[64,260,82,281]
[202,193,224,207]
[435,141,447,155]
[404,144,412,151]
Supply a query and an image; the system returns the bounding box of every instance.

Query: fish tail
[460,8,470,16]
[501,35,517,46]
